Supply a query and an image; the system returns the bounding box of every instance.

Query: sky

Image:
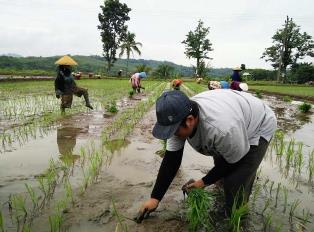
[0,0,313,69]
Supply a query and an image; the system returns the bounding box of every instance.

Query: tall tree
[119,32,142,75]
[153,64,174,78]
[98,0,131,73]
[261,16,314,82]
[182,20,213,76]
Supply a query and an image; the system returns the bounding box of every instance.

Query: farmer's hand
[135,198,159,223]
[182,179,205,192]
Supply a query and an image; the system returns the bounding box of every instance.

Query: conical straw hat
[233,67,242,71]
[55,55,78,66]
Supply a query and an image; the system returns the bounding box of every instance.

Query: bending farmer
[130,72,147,93]
[54,55,93,112]
[172,79,183,90]
[137,90,276,219]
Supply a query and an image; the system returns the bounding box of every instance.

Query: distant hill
[0,55,232,77]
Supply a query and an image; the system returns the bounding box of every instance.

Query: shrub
[298,102,311,113]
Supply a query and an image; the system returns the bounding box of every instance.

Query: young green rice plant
[298,102,311,113]
[273,130,285,156]
[186,188,214,232]
[64,179,74,206]
[263,212,273,232]
[285,138,295,166]
[282,96,292,102]
[294,142,303,174]
[274,223,283,232]
[128,90,134,98]
[252,181,262,209]
[308,150,314,182]
[274,183,281,208]
[289,199,301,222]
[106,101,118,113]
[283,187,288,214]
[269,181,274,197]
[255,90,263,99]
[229,192,249,232]
[9,194,28,232]
[49,200,66,232]
[262,198,271,215]
[111,199,128,232]
[0,209,4,232]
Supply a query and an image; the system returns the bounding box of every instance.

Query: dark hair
[179,100,199,127]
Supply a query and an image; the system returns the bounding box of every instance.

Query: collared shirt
[166,90,277,163]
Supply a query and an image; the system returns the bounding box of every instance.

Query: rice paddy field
[0,79,314,232]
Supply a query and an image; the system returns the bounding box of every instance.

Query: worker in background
[55,55,93,113]
[130,72,147,93]
[172,79,183,90]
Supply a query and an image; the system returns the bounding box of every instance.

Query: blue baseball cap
[152,90,192,140]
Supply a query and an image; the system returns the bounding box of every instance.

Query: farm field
[0,79,313,232]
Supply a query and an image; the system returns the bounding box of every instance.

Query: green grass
[249,85,314,98]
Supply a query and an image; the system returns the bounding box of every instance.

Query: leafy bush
[255,90,263,99]
[298,102,312,113]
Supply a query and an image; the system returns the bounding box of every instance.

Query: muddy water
[55,108,212,232]
[0,96,146,229]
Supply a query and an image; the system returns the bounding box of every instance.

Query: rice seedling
[285,138,295,166]
[252,181,262,209]
[228,192,249,232]
[255,90,263,99]
[308,150,314,182]
[111,199,128,232]
[274,183,281,208]
[106,101,118,113]
[0,209,4,232]
[186,188,214,232]
[289,199,301,222]
[261,198,271,215]
[294,142,303,174]
[298,102,311,113]
[263,212,273,232]
[9,194,28,232]
[269,181,274,197]
[64,180,74,206]
[283,187,288,214]
[274,223,283,232]
[282,96,292,102]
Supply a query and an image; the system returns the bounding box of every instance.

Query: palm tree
[119,32,142,76]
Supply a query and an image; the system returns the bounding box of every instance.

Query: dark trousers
[215,137,269,213]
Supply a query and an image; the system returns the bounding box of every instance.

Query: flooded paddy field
[1,80,314,232]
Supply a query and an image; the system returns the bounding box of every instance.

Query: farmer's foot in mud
[86,103,93,109]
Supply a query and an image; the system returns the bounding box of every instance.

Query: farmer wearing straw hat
[54,55,93,112]
[130,72,147,93]
[231,67,242,82]
[135,90,276,222]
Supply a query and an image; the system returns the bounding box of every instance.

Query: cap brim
[152,120,181,140]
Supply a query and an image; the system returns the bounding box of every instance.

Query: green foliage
[229,195,249,232]
[289,63,314,84]
[282,96,292,102]
[128,90,134,98]
[186,188,214,232]
[153,64,174,78]
[182,20,213,76]
[255,90,263,98]
[134,64,152,74]
[262,16,314,82]
[98,0,131,72]
[119,32,142,75]
[106,101,118,113]
[248,69,276,81]
[298,102,311,113]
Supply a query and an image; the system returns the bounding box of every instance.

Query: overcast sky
[0,0,313,69]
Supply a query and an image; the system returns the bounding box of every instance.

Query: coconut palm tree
[119,32,142,76]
